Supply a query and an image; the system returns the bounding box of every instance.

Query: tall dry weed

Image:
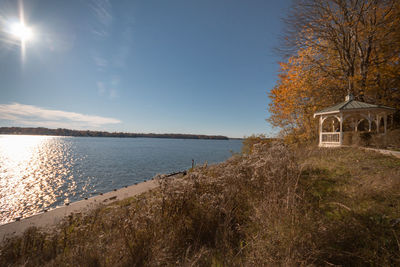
[1,143,399,266]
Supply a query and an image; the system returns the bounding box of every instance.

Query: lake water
[0,135,242,224]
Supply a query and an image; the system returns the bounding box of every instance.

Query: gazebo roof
[314,97,395,117]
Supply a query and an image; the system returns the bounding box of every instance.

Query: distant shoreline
[0,127,241,140]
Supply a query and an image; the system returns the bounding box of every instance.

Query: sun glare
[10,22,33,41]
[6,0,36,63]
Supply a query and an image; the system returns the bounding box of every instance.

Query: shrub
[241,134,275,154]
[386,129,400,149]
[358,131,372,146]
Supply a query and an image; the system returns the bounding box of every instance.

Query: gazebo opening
[314,94,396,147]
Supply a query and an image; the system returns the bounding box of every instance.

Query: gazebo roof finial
[345,93,354,101]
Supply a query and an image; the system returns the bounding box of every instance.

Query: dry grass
[1,142,400,266]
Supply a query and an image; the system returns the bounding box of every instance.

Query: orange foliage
[268,0,400,142]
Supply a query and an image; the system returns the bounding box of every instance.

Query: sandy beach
[0,174,182,241]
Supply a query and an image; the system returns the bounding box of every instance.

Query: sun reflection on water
[0,135,77,224]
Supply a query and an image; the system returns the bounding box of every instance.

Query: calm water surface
[0,135,242,224]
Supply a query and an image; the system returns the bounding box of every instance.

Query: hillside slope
[1,144,399,266]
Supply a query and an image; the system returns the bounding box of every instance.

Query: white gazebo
[314,94,396,147]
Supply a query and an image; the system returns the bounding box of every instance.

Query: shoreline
[0,127,233,140]
[0,172,184,241]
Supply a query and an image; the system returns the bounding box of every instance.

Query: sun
[10,22,33,41]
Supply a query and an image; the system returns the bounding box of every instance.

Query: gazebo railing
[321,132,340,144]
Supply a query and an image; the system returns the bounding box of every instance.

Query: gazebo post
[339,113,343,145]
[376,114,380,133]
[368,112,372,132]
[319,116,322,146]
[384,113,387,134]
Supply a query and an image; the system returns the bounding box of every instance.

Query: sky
[0,0,292,138]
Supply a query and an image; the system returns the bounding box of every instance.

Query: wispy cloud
[89,0,112,37]
[88,2,133,100]
[112,26,133,68]
[0,103,121,129]
[97,75,120,99]
[92,54,108,70]
[109,88,118,99]
[97,81,106,96]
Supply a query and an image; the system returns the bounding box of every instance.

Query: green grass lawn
[297,147,400,265]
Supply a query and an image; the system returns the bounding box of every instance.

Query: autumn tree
[269,47,344,141]
[269,0,400,141]
[282,0,399,97]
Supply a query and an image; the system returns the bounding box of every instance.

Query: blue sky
[0,0,291,138]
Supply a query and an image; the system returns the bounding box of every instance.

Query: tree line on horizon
[0,127,230,140]
[268,0,400,142]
